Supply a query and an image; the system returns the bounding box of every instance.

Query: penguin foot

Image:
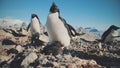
[41,41,63,56]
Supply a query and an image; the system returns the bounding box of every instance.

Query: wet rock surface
[0,27,120,68]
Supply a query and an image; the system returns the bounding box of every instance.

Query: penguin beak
[50,2,59,13]
[117,27,120,29]
[114,26,120,30]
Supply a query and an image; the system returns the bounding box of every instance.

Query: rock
[1,27,120,68]
[7,48,18,54]
[76,28,100,41]
[2,39,17,45]
[7,56,15,64]
[75,59,101,68]
[26,46,38,52]
[21,52,38,67]
[15,45,23,53]
[99,51,103,56]
[42,58,48,64]
[67,63,77,68]
[47,55,56,61]
[0,45,16,50]
[71,63,77,68]
[98,42,102,50]
[52,62,59,67]
[60,66,66,68]
[88,60,97,65]
[42,61,53,67]
[39,34,49,43]
[1,63,10,68]
[0,55,11,63]
[56,55,64,62]
[18,28,28,35]
[63,54,72,61]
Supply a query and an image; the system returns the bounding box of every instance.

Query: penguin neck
[107,28,113,33]
[49,12,60,18]
[111,29,116,32]
[32,17,40,24]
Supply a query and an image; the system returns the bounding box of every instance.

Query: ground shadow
[63,49,120,67]
[2,39,17,45]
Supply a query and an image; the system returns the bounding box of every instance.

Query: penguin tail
[27,23,31,32]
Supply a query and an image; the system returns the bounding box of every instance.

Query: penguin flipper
[27,23,31,31]
[66,24,77,37]
[59,17,73,37]
[67,23,85,37]
[113,36,120,38]
[59,17,82,37]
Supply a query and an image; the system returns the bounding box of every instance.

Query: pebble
[15,45,23,53]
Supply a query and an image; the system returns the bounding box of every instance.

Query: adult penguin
[46,3,81,48]
[101,25,120,43]
[27,14,42,44]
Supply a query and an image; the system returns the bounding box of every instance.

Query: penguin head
[31,14,38,19]
[31,14,41,23]
[109,25,120,30]
[50,2,59,13]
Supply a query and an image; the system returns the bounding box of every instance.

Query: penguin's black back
[101,25,119,42]
[59,17,80,38]
[101,30,110,42]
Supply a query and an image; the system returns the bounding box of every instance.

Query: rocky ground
[0,27,120,68]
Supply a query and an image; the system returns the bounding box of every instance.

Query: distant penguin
[46,3,81,48]
[101,25,120,43]
[27,14,42,43]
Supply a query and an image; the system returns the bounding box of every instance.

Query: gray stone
[52,62,59,67]
[21,52,38,67]
[0,55,11,63]
[63,54,72,60]
[71,63,77,68]
[60,66,66,68]
[42,58,48,64]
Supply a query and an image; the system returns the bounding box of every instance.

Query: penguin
[27,14,42,43]
[101,25,120,43]
[46,3,81,48]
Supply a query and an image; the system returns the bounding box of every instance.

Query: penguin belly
[46,14,70,47]
[31,18,41,34]
[105,31,119,42]
[111,31,119,41]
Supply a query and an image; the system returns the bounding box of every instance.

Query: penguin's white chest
[46,13,70,47]
[31,18,40,34]
[105,30,119,42]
